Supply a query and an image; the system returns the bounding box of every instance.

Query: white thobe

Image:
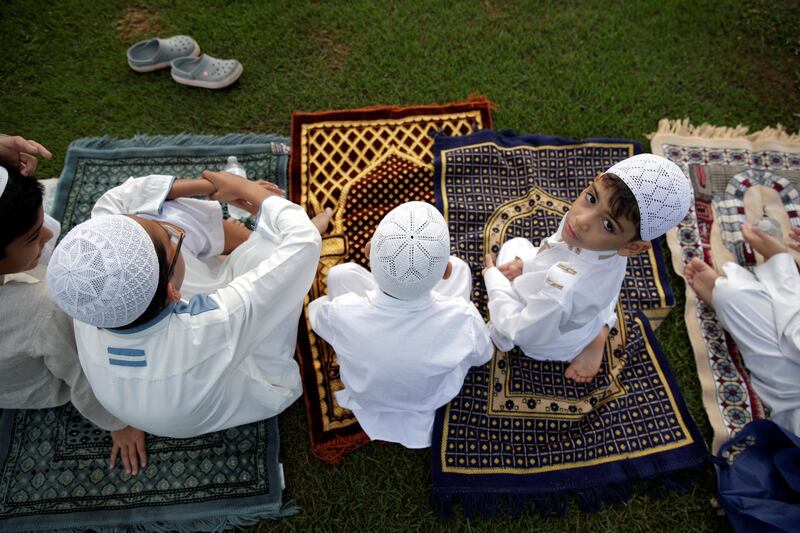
[484,217,624,361]
[73,176,321,437]
[308,258,493,448]
[0,216,125,431]
[712,253,800,436]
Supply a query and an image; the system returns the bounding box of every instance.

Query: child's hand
[498,257,523,281]
[201,170,248,203]
[483,253,495,274]
[789,226,800,254]
[742,223,787,261]
[110,426,148,475]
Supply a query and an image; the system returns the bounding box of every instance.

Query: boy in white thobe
[47,171,322,438]
[484,154,694,383]
[0,159,147,476]
[308,202,493,448]
[685,224,800,436]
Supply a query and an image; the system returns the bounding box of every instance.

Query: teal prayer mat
[430,130,708,517]
[51,133,291,234]
[0,406,293,532]
[1,134,295,532]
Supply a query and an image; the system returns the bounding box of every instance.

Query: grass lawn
[2,0,798,531]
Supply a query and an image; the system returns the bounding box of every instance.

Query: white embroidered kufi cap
[605,153,693,241]
[370,201,450,300]
[0,165,8,197]
[47,215,160,328]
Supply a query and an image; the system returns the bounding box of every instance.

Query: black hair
[0,167,44,259]
[116,230,171,330]
[599,173,641,241]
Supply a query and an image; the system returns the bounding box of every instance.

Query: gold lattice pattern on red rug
[290,101,493,462]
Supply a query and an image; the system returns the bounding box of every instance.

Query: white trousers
[712,263,800,435]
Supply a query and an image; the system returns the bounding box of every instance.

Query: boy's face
[562,176,646,254]
[0,206,54,274]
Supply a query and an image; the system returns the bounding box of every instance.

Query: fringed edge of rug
[647,118,800,144]
[16,502,299,533]
[430,463,707,520]
[68,133,290,150]
[310,432,373,465]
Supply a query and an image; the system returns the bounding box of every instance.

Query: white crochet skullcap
[370,201,450,300]
[605,153,693,241]
[0,166,8,198]
[47,215,160,328]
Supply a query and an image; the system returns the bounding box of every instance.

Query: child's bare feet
[565,343,604,383]
[312,207,334,234]
[684,258,719,306]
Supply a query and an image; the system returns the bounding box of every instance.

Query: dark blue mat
[430,130,707,517]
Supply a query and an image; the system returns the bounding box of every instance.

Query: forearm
[167,178,216,199]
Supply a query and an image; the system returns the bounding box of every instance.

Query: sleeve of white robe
[91,174,224,258]
[467,304,494,366]
[35,298,127,432]
[754,252,800,365]
[308,295,337,346]
[212,196,322,362]
[483,265,573,354]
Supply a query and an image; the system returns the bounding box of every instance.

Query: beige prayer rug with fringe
[650,119,800,451]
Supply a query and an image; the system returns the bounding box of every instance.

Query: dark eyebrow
[590,183,623,232]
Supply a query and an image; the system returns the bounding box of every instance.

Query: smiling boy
[483,154,692,383]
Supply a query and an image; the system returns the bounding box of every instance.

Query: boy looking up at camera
[484,154,692,383]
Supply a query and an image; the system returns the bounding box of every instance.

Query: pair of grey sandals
[127,36,243,89]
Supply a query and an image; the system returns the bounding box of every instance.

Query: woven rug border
[0,412,295,533]
[53,133,290,224]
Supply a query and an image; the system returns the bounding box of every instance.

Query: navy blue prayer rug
[430,130,708,517]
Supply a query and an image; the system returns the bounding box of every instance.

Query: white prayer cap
[370,201,450,300]
[605,153,693,241]
[0,166,8,198]
[47,215,160,328]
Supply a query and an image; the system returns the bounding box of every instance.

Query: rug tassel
[311,432,372,465]
[648,119,800,145]
[68,133,290,151]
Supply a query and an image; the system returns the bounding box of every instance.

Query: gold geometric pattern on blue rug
[436,139,693,475]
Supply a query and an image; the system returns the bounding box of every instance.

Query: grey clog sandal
[170,54,243,89]
[127,35,200,72]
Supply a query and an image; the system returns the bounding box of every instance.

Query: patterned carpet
[430,130,708,517]
[289,98,494,463]
[0,134,293,532]
[651,119,800,452]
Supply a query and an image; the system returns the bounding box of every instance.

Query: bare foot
[312,207,334,234]
[565,343,604,383]
[684,258,719,306]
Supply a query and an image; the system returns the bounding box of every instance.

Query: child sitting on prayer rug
[308,201,493,448]
[47,171,326,439]
[0,157,148,476]
[483,154,693,383]
[685,224,800,436]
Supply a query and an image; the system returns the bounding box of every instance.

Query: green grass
[1,0,798,531]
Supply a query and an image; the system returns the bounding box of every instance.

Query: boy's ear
[362,240,372,258]
[442,261,453,280]
[165,281,181,303]
[617,240,652,257]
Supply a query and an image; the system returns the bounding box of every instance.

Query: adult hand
[789,226,800,254]
[498,257,523,281]
[742,223,787,261]
[0,135,52,176]
[110,426,147,475]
